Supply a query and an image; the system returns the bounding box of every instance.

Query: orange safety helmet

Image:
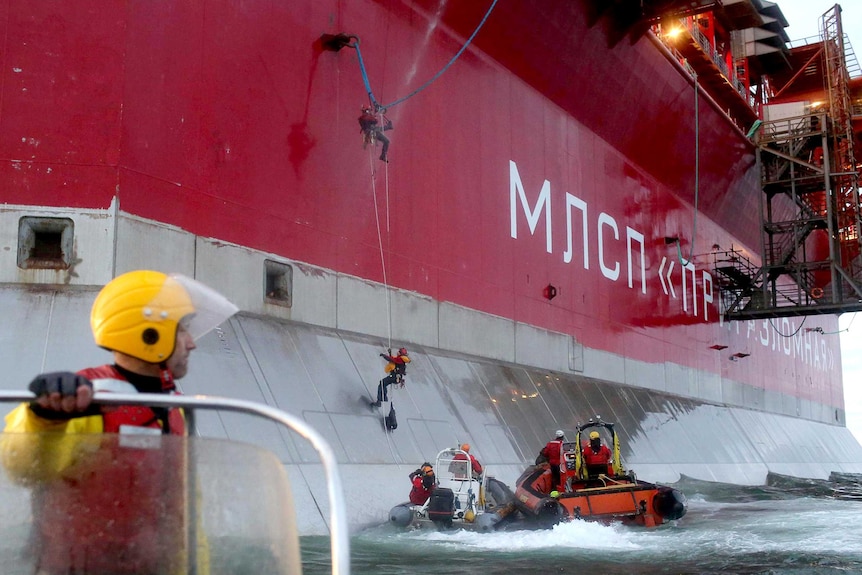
[460,443,470,452]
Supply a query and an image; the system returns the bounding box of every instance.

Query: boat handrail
[0,390,350,575]
[573,482,642,493]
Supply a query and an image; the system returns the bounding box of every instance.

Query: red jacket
[84,365,186,434]
[452,452,483,476]
[409,473,435,504]
[582,442,613,475]
[540,439,564,466]
[382,352,410,376]
[18,365,188,574]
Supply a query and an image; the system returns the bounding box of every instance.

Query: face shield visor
[169,274,239,341]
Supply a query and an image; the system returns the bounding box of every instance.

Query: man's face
[166,323,196,379]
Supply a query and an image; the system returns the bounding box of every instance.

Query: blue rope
[348,0,498,112]
[348,36,382,110]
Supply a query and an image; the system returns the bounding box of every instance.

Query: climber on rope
[370,347,410,407]
[358,105,393,162]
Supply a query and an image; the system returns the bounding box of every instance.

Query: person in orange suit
[538,430,566,489]
[409,462,436,505]
[582,430,613,476]
[451,443,483,479]
[371,347,410,407]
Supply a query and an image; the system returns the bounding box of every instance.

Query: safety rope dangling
[368,144,393,349]
[348,0,502,336]
[348,0,503,361]
[677,72,700,267]
[383,151,392,347]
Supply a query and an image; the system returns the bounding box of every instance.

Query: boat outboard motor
[653,486,687,521]
[427,487,455,528]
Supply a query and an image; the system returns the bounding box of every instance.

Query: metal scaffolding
[715,5,862,321]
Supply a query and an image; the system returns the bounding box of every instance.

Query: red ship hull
[0,2,845,425]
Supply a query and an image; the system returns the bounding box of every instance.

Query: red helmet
[398,347,408,356]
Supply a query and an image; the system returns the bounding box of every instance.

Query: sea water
[301,475,862,574]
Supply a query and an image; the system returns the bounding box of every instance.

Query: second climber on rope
[370,347,410,407]
[358,106,393,163]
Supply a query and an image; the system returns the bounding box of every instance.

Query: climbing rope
[369,149,400,446]
[347,0,498,112]
[768,316,808,338]
[820,312,859,335]
[676,73,700,267]
[384,157,393,346]
[817,311,855,336]
[768,315,853,338]
[351,0,500,342]
[369,147,393,350]
[351,0,499,381]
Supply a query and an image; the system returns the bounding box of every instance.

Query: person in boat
[408,462,436,505]
[450,443,483,479]
[371,346,410,407]
[582,430,614,477]
[358,105,393,163]
[0,270,238,575]
[537,429,566,490]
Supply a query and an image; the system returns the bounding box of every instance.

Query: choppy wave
[302,474,862,575]
[678,471,862,502]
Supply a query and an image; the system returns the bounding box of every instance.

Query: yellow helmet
[589,431,601,440]
[91,270,195,363]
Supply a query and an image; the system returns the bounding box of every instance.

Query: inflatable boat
[389,447,521,531]
[514,419,687,527]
